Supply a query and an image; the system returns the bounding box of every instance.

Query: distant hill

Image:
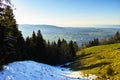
[18,24,120,45]
[19,24,64,32]
[70,43,120,79]
[66,25,120,28]
[19,24,120,29]
[90,25,120,28]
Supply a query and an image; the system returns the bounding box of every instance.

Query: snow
[58,62,73,67]
[0,61,97,80]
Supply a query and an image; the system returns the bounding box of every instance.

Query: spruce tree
[69,40,76,57]
[114,32,120,41]
[36,30,46,61]
[0,5,26,65]
[29,31,37,60]
[58,38,62,47]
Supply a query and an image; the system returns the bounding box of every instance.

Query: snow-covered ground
[0,61,97,80]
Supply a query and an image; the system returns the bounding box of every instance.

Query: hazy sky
[12,0,120,27]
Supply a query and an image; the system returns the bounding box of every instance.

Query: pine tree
[114,32,120,41]
[69,40,76,57]
[0,5,26,65]
[73,42,78,52]
[29,31,37,60]
[36,30,46,61]
[57,38,61,47]
[16,32,26,60]
[26,37,30,46]
[31,31,37,44]
[0,6,15,54]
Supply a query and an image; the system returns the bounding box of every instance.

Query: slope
[0,61,97,80]
[70,43,120,80]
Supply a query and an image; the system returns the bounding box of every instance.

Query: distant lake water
[18,25,120,45]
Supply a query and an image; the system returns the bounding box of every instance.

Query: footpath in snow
[0,61,97,80]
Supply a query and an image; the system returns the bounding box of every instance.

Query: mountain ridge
[19,24,120,28]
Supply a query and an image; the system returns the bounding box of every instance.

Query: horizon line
[18,23,120,27]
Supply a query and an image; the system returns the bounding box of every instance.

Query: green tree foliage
[81,32,120,48]
[36,30,46,60]
[114,32,120,42]
[69,40,76,57]
[25,31,78,65]
[44,38,78,65]
[82,38,99,48]
[0,5,26,66]
[30,31,37,58]
[100,32,120,45]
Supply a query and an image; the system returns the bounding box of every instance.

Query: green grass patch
[70,43,120,80]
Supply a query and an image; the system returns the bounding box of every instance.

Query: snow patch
[0,61,97,80]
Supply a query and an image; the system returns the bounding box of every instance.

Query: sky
[12,0,120,27]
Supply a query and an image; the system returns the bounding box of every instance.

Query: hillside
[0,61,97,80]
[19,24,64,32]
[70,43,120,80]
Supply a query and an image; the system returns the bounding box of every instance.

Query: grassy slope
[70,43,120,80]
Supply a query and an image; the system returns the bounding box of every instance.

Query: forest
[0,5,78,68]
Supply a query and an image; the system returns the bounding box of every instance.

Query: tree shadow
[78,62,110,70]
[76,52,93,60]
[70,52,110,71]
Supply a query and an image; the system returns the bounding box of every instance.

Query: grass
[70,43,120,80]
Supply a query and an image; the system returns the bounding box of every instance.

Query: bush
[107,67,115,76]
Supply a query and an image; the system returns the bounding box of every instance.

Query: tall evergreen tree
[0,6,15,54]
[69,40,76,57]
[29,31,37,60]
[73,42,78,52]
[57,38,62,47]
[114,32,120,41]
[36,30,46,61]
[0,5,26,65]
[31,31,36,44]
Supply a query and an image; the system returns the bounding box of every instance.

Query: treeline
[0,6,78,68]
[81,32,120,48]
[25,31,78,65]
